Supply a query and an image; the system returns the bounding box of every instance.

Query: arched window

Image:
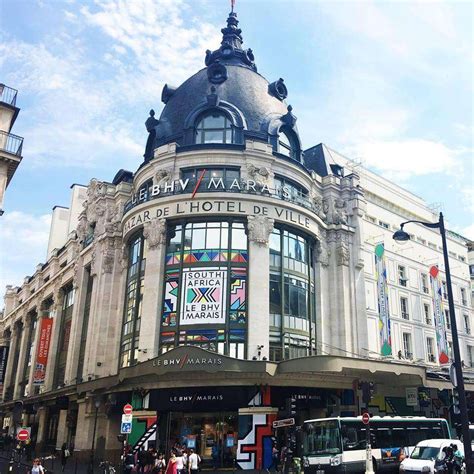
[278,127,300,161]
[195,111,234,144]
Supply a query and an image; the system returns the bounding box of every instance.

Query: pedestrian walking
[188,449,200,474]
[155,454,166,474]
[165,452,177,474]
[124,450,136,474]
[60,443,71,472]
[30,458,45,474]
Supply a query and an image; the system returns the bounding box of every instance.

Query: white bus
[302,416,451,473]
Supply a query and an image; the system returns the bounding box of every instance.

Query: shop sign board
[272,418,295,429]
[405,387,418,407]
[180,268,227,325]
[33,318,54,385]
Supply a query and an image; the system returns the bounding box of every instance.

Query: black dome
[144,11,302,162]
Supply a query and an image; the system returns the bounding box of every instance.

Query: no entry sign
[17,429,30,441]
[123,403,133,415]
[362,413,370,425]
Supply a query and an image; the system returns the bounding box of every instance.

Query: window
[378,220,390,230]
[461,288,467,306]
[421,273,429,294]
[120,234,146,367]
[464,314,471,335]
[195,112,234,144]
[426,338,435,363]
[400,297,409,320]
[428,242,437,250]
[162,221,248,356]
[468,346,474,368]
[398,265,407,287]
[445,309,451,330]
[442,281,448,299]
[448,341,453,360]
[269,227,316,361]
[180,167,240,194]
[403,333,413,359]
[274,176,309,208]
[366,216,376,224]
[424,303,432,325]
[277,127,299,161]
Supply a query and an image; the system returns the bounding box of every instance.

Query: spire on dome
[205,9,257,72]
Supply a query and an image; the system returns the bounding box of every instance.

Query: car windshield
[410,446,440,460]
[303,420,342,456]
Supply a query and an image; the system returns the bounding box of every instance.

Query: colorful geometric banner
[180,268,227,325]
[429,265,449,364]
[33,318,54,385]
[375,243,392,356]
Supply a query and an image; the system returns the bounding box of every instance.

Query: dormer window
[195,112,234,144]
[277,126,300,161]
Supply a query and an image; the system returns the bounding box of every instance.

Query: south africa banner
[375,243,392,356]
[429,265,449,364]
[180,268,227,325]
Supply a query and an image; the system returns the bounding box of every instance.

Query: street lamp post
[88,397,101,474]
[393,212,472,473]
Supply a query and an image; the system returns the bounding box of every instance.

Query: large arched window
[120,234,146,367]
[278,127,300,161]
[195,111,234,144]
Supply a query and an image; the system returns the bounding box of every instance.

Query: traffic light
[369,382,376,400]
[360,382,376,404]
[286,397,297,417]
[452,388,460,415]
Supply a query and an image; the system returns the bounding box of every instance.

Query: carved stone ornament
[104,201,122,234]
[120,245,129,273]
[247,163,271,188]
[316,240,330,267]
[325,197,349,226]
[90,248,97,276]
[247,215,274,246]
[143,218,167,250]
[102,250,115,274]
[153,168,172,186]
[311,193,327,222]
[336,243,350,267]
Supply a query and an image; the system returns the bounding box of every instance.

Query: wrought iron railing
[0,130,23,156]
[0,84,18,106]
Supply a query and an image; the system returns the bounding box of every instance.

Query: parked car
[399,439,464,473]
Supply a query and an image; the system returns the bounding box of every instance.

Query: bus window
[341,425,366,451]
[303,420,342,456]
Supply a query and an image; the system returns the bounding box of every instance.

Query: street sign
[123,403,133,415]
[362,412,370,425]
[122,414,132,423]
[121,422,132,434]
[17,428,30,441]
[272,418,295,429]
[405,387,418,407]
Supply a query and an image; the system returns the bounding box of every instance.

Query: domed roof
[144,10,302,161]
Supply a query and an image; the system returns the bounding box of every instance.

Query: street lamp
[393,212,472,472]
[88,396,101,474]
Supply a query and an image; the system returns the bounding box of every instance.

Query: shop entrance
[168,412,238,469]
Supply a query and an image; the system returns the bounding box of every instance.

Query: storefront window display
[269,227,316,361]
[161,221,248,357]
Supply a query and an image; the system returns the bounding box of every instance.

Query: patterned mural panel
[166,249,248,266]
[162,270,179,327]
[230,268,247,324]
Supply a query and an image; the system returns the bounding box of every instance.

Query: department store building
[1,10,473,470]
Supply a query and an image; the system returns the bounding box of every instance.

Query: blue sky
[0,0,473,292]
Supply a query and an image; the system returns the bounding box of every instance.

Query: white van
[399,439,463,473]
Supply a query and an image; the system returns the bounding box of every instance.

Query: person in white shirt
[175,453,185,474]
[188,449,201,474]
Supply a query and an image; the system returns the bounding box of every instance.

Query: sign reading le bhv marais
[180,268,227,325]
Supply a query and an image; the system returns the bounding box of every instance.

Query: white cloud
[461,223,474,241]
[0,211,52,295]
[346,139,459,180]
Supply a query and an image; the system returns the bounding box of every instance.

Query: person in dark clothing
[124,451,136,474]
[60,443,71,472]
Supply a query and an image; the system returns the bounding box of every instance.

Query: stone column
[26,316,41,397]
[246,215,274,360]
[13,315,32,399]
[35,407,48,454]
[55,409,69,449]
[139,218,167,361]
[74,398,105,463]
[2,323,20,400]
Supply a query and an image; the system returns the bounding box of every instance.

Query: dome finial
[204,4,257,72]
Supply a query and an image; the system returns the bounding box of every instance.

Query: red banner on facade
[33,318,54,385]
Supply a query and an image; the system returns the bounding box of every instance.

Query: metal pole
[439,213,472,473]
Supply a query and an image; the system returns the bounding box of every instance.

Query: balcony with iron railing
[0,84,18,107]
[0,130,23,156]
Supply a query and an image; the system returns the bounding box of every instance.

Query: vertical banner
[0,345,10,393]
[429,266,449,364]
[375,244,392,356]
[33,318,54,385]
